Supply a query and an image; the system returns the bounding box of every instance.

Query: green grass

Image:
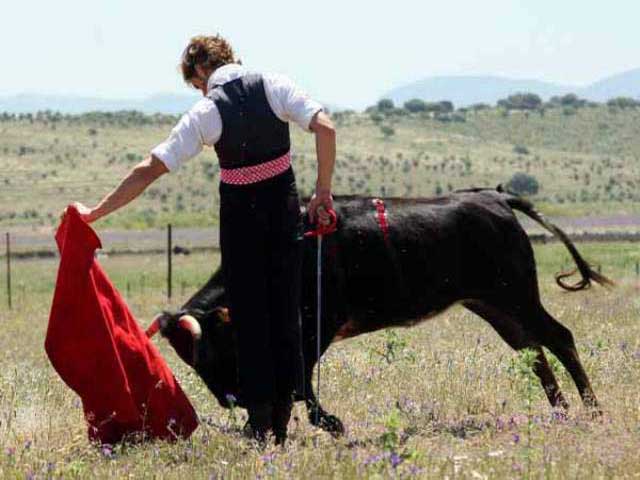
[2,105,640,232]
[1,242,639,477]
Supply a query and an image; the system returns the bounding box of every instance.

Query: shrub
[370,112,384,124]
[403,98,427,113]
[549,93,587,108]
[513,145,530,155]
[436,100,454,113]
[607,97,639,109]
[506,172,539,195]
[497,92,542,110]
[380,125,395,138]
[377,98,395,111]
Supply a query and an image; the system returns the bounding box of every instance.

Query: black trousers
[219,167,305,406]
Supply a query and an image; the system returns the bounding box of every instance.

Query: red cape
[45,206,198,444]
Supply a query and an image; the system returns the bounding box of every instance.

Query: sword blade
[316,233,322,425]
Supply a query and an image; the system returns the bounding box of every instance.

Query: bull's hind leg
[463,301,569,409]
[531,305,600,411]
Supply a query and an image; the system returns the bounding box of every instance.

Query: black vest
[209,73,290,169]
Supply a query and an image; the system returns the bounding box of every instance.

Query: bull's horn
[178,315,202,340]
[146,313,163,338]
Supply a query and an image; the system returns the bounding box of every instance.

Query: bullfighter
[63,33,336,445]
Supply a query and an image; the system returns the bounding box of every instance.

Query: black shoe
[245,403,273,445]
[272,398,293,446]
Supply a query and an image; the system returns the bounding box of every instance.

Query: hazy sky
[2,0,638,108]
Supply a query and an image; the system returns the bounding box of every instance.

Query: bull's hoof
[322,414,345,437]
[590,408,604,421]
[309,410,345,437]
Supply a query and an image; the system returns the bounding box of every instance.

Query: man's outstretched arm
[62,155,169,223]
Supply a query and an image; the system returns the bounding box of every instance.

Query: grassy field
[2,105,640,233]
[1,241,639,478]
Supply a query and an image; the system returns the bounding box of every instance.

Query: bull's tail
[497,185,615,291]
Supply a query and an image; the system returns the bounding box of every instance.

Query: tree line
[366,93,640,116]
[0,110,178,126]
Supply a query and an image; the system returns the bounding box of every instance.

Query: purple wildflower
[390,452,403,468]
[363,453,384,466]
[101,444,114,458]
[5,447,15,457]
[225,393,237,405]
[261,452,276,463]
[512,433,520,444]
[408,465,423,476]
[23,440,32,450]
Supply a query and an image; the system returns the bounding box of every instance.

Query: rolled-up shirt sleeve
[264,73,324,132]
[151,98,219,171]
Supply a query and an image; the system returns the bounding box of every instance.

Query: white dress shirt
[151,64,323,171]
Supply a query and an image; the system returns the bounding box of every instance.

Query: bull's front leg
[299,253,346,437]
[303,370,345,436]
[304,324,345,437]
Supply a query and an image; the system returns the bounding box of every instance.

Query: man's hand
[60,202,98,224]
[307,188,334,225]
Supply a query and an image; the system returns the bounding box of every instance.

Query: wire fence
[1,226,640,310]
[0,224,220,310]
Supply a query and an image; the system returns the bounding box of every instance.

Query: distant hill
[582,68,640,101]
[2,68,638,113]
[383,68,640,107]
[0,92,344,115]
[0,93,200,115]
[384,76,569,108]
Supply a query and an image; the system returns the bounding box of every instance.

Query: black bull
[147,187,613,435]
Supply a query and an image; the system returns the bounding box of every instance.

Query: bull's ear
[216,307,232,324]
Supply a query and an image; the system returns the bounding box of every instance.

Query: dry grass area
[0,242,639,478]
[2,105,640,233]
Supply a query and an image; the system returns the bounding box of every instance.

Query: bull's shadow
[147,186,612,436]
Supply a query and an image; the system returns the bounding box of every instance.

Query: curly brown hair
[180,34,240,86]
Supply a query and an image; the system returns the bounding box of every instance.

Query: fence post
[636,261,639,277]
[167,224,172,301]
[6,232,11,310]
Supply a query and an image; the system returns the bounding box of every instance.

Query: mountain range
[1,68,638,113]
[0,93,200,116]
[383,68,640,107]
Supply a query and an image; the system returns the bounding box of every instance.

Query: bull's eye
[217,307,232,324]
